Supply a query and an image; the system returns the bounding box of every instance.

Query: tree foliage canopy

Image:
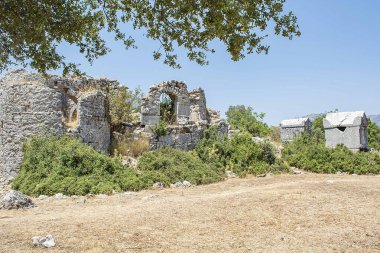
[226,105,270,137]
[109,85,143,124]
[368,119,380,150]
[0,0,300,74]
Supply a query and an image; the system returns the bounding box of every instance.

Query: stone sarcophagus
[323,111,368,152]
[280,117,312,142]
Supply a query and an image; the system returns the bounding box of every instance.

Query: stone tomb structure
[139,81,227,150]
[323,111,368,152]
[280,117,312,142]
[0,70,113,185]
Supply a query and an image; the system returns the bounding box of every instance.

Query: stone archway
[141,81,190,126]
[159,92,176,124]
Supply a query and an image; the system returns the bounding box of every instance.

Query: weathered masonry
[139,81,228,150]
[0,70,113,185]
[323,111,368,152]
[280,117,312,142]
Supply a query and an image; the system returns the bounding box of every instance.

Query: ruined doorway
[160,93,176,125]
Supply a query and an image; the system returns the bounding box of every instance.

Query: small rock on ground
[32,234,55,248]
[54,193,65,199]
[38,195,49,200]
[226,171,236,178]
[122,156,138,168]
[257,173,272,178]
[152,182,164,190]
[172,182,184,188]
[1,190,34,210]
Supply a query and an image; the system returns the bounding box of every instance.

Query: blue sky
[53,0,380,125]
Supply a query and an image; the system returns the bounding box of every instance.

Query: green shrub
[195,126,290,176]
[150,121,169,138]
[109,85,143,124]
[226,105,270,137]
[282,133,380,174]
[12,135,144,196]
[137,147,224,186]
[12,135,224,196]
[368,118,380,150]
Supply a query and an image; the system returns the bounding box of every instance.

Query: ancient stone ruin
[280,117,312,142]
[138,80,227,150]
[0,71,227,188]
[323,111,368,152]
[0,70,113,185]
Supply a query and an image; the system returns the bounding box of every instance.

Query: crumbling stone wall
[189,88,209,125]
[0,70,113,185]
[138,81,227,151]
[141,81,191,126]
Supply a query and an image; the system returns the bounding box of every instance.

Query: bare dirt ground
[1,173,379,253]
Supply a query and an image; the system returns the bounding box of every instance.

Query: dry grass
[114,138,150,158]
[0,173,379,253]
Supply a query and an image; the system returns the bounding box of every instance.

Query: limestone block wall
[150,125,205,150]
[0,74,65,185]
[140,80,224,151]
[0,70,113,185]
[189,88,209,125]
[76,92,110,153]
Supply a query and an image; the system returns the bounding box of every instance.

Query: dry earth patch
[0,174,379,253]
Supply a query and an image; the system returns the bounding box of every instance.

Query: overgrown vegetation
[150,121,169,138]
[368,118,380,150]
[12,136,144,196]
[109,85,143,124]
[137,148,224,186]
[270,126,281,143]
[13,126,289,196]
[12,136,225,196]
[160,93,176,124]
[226,105,270,137]
[195,126,289,176]
[113,137,150,158]
[282,133,380,174]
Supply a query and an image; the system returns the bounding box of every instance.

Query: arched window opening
[160,93,176,124]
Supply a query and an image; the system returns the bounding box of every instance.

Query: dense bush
[195,126,289,176]
[12,136,224,196]
[150,121,169,138]
[226,105,270,137]
[368,118,380,150]
[12,136,146,196]
[282,133,380,174]
[109,85,143,124]
[137,147,224,186]
[270,126,281,143]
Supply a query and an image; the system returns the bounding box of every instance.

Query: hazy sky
[52,0,379,125]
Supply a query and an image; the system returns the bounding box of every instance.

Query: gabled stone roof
[324,111,367,127]
[280,117,310,127]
